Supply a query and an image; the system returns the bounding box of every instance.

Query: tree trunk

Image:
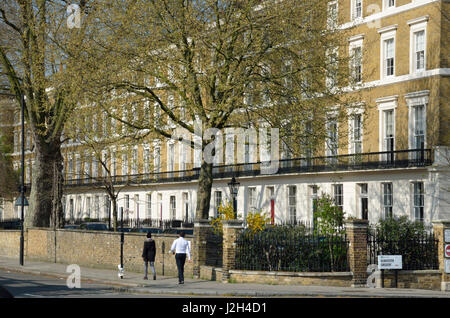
[195,159,214,220]
[112,196,118,232]
[25,136,64,229]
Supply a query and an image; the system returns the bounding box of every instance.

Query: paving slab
[0,256,449,298]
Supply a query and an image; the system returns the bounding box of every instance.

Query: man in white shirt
[169,231,191,284]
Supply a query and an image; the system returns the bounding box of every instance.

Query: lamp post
[15,191,28,266]
[13,94,27,266]
[1,92,27,266]
[227,177,240,219]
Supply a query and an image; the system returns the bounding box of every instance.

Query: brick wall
[199,266,441,290]
[1,228,194,278]
[0,230,20,257]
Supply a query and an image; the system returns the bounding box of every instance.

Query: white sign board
[445,229,450,243]
[378,255,402,270]
[445,259,450,274]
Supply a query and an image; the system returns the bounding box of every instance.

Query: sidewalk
[0,256,449,298]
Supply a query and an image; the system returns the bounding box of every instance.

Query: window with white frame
[92,155,98,178]
[170,195,176,219]
[94,195,99,219]
[143,147,150,174]
[412,104,425,150]
[310,185,319,227]
[146,193,152,218]
[103,111,108,136]
[378,26,397,79]
[287,186,297,223]
[68,156,74,179]
[351,45,362,83]
[327,1,338,29]
[122,108,128,134]
[248,187,257,213]
[408,17,428,74]
[413,182,424,222]
[134,194,139,218]
[384,38,395,77]
[377,96,397,162]
[102,151,107,177]
[326,117,338,160]
[351,113,363,154]
[382,183,393,218]
[384,0,395,10]
[333,184,344,211]
[352,0,362,20]
[154,144,161,173]
[326,48,339,89]
[384,109,395,154]
[214,191,222,217]
[406,91,428,159]
[104,195,110,219]
[359,184,368,220]
[167,142,175,173]
[86,197,91,218]
[413,31,425,72]
[122,152,128,176]
[76,154,81,179]
[111,150,116,176]
[132,147,138,175]
[179,141,186,172]
[84,153,90,179]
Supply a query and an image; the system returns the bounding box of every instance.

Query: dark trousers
[175,253,186,283]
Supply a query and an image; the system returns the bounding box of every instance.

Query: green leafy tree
[314,193,346,236]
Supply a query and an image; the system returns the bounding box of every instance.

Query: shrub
[210,201,237,235]
[246,210,271,234]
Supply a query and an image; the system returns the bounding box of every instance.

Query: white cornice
[407,15,429,26]
[348,34,365,42]
[339,0,439,30]
[376,95,398,105]
[377,24,398,34]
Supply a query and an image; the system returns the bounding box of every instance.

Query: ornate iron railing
[63,148,432,188]
[367,230,439,270]
[235,228,350,272]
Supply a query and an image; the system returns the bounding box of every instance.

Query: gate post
[345,219,369,287]
[193,219,212,279]
[432,220,450,292]
[222,219,244,283]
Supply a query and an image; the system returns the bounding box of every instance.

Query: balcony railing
[63,148,432,188]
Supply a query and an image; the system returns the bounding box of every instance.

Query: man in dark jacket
[142,232,156,280]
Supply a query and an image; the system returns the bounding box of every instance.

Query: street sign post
[378,255,402,288]
[445,259,450,274]
[378,255,402,269]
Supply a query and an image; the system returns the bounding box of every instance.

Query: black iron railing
[367,231,439,270]
[0,218,21,230]
[63,148,432,187]
[65,217,194,230]
[235,228,350,272]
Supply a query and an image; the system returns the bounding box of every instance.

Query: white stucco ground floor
[60,164,450,227]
